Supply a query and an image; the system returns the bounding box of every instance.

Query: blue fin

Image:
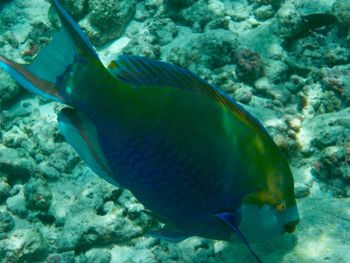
[216,212,262,263]
[0,28,76,102]
[57,108,117,185]
[26,29,76,84]
[0,1,102,104]
[51,0,98,58]
[108,55,267,134]
[148,224,189,243]
[0,55,63,102]
[0,25,85,103]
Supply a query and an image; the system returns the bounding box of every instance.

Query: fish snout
[282,206,299,234]
[283,218,299,233]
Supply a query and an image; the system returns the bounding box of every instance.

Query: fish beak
[283,218,299,233]
[282,205,300,234]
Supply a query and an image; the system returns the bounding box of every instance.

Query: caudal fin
[0,28,78,102]
[0,0,103,104]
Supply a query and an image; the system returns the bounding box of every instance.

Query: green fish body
[0,1,299,261]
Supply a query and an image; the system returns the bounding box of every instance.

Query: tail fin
[0,28,77,103]
[0,0,102,104]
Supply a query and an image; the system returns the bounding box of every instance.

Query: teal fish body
[91,79,297,242]
[0,1,299,261]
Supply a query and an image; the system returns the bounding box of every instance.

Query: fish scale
[93,98,244,238]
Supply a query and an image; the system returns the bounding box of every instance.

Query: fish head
[239,150,299,242]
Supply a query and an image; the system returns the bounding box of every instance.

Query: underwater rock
[255,77,273,95]
[233,87,252,104]
[254,76,292,103]
[82,0,136,46]
[321,67,350,105]
[287,117,302,133]
[205,16,231,31]
[165,0,197,9]
[275,5,302,38]
[250,0,283,9]
[235,49,264,83]
[332,0,350,27]
[166,29,237,72]
[46,251,76,263]
[60,0,88,20]
[254,5,275,20]
[0,228,49,262]
[148,18,178,46]
[133,2,149,22]
[324,46,350,66]
[294,184,310,199]
[299,107,350,195]
[0,178,10,200]
[0,71,21,108]
[110,244,158,263]
[0,0,52,65]
[0,142,35,179]
[282,2,348,70]
[180,0,223,32]
[312,144,350,196]
[130,0,163,22]
[6,186,28,218]
[56,181,152,251]
[122,30,161,58]
[298,83,343,115]
[0,210,14,233]
[23,176,52,211]
[303,108,350,149]
[296,0,335,19]
[79,248,112,263]
[57,208,143,251]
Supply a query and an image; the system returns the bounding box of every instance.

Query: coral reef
[0,0,350,262]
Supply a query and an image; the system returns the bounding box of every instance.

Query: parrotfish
[0,1,299,262]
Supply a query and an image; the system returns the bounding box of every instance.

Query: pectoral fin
[57,107,117,185]
[216,212,262,263]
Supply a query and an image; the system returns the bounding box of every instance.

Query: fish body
[0,0,299,261]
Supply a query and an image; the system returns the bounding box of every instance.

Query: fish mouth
[284,218,299,233]
[238,204,300,242]
[282,206,300,234]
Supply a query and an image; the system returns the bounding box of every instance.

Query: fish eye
[275,201,286,212]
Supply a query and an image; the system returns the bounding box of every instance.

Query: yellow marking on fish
[276,201,286,212]
[253,136,265,154]
[108,61,118,69]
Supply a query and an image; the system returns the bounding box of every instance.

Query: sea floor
[0,0,349,262]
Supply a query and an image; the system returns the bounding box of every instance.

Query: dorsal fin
[108,55,266,134]
[57,108,117,185]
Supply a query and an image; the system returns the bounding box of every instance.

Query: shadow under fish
[0,1,300,262]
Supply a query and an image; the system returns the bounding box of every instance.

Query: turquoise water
[0,0,349,262]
